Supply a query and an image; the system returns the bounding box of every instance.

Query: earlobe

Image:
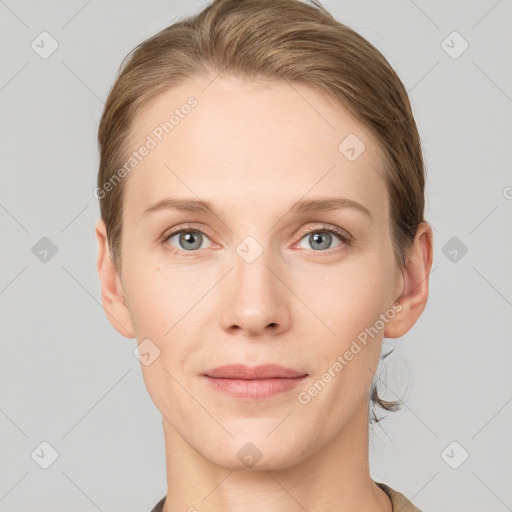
[384,222,434,339]
[95,218,135,339]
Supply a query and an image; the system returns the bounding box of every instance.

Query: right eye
[162,227,213,255]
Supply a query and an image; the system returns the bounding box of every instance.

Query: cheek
[293,265,391,415]
[294,258,392,339]
[122,256,208,375]
[124,262,202,412]
[292,258,395,405]
[122,251,191,336]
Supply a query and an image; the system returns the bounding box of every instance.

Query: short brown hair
[97,0,426,420]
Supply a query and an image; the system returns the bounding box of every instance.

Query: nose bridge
[233,232,278,303]
[219,231,290,334]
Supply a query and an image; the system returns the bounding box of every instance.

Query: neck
[161,398,391,512]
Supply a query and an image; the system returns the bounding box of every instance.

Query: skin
[96,75,433,512]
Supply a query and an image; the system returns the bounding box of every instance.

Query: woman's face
[113,76,405,469]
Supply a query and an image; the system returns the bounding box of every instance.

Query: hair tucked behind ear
[369,349,404,424]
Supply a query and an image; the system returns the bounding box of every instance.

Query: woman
[95,0,433,510]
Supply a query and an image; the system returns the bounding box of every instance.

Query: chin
[195,422,313,472]
[206,446,305,472]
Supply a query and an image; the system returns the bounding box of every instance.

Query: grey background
[1,0,511,511]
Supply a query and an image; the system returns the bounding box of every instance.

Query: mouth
[201,364,308,400]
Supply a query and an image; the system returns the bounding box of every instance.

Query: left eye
[297,228,347,251]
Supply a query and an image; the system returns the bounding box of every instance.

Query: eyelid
[294,224,352,244]
[161,223,208,240]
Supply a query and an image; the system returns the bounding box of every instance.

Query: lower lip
[203,376,307,400]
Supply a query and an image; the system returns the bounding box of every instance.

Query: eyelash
[160,224,352,257]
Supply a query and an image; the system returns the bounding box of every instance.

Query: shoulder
[149,495,166,512]
[375,482,423,512]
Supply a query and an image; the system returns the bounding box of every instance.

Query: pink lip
[202,364,308,400]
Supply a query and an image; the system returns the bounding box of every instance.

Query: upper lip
[203,364,307,380]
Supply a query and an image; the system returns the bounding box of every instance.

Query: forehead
[122,75,388,220]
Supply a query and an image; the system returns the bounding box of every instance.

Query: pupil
[181,231,200,250]
[311,232,331,250]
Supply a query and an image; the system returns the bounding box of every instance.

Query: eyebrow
[142,196,372,219]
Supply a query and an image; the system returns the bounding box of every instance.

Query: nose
[218,240,292,337]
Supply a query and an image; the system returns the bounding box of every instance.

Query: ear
[95,218,135,338]
[384,222,434,338]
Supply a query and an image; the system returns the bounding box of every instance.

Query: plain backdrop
[1,1,511,511]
